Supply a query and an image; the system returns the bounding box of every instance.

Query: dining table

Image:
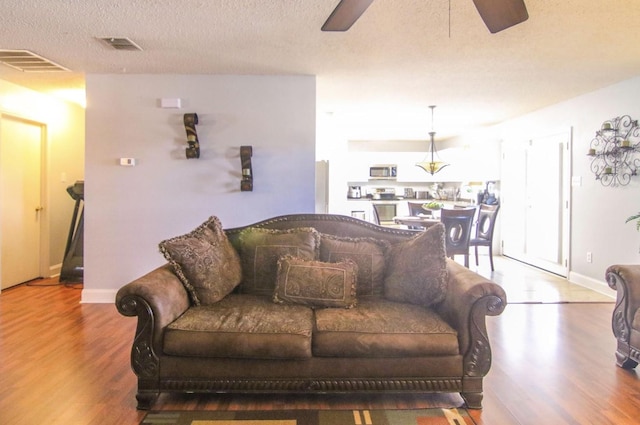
[393,215,441,229]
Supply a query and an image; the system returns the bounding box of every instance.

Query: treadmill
[60,180,84,283]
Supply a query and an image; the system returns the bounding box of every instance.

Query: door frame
[0,112,50,285]
[500,127,572,277]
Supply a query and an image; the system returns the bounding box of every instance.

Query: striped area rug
[140,408,476,424]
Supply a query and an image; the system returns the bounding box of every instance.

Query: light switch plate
[119,158,136,166]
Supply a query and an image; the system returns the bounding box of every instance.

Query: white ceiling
[2,0,640,139]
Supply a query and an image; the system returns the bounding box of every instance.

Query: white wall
[321,75,640,295]
[0,79,85,276]
[84,75,316,302]
[496,76,640,292]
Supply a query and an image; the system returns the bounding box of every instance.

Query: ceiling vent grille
[0,50,70,72]
[99,37,143,51]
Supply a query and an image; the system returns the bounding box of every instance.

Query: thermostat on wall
[119,158,136,166]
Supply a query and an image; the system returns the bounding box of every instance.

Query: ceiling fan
[321,0,529,34]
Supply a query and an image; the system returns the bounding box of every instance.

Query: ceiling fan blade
[322,0,374,32]
[472,0,529,33]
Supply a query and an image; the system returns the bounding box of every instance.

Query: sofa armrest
[436,260,507,377]
[116,264,190,379]
[607,264,640,344]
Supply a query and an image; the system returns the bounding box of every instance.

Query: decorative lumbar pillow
[237,227,320,296]
[159,216,242,306]
[383,223,448,306]
[319,234,389,297]
[273,255,357,309]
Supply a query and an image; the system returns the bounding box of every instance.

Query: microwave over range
[369,164,397,180]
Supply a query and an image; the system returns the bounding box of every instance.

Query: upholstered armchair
[607,264,640,369]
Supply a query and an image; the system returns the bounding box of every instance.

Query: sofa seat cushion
[631,309,640,348]
[632,308,640,330]
[313,299,458,358]
[164,294,313,359]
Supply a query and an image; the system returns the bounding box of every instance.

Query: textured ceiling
[2,0,640,139]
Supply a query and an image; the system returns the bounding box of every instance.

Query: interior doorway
[500,129,572,277]
[1,114,47,290]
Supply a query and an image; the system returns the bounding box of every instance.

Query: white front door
[501,130,571,276]
[1,115,44,289]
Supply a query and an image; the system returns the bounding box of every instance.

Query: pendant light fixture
[416,105,449,175]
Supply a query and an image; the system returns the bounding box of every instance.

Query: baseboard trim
[568,271,616,299]
[80,289,117,304]
[49,263,62,277]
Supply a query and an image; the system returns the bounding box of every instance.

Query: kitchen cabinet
[346,200,373,223]
[346,199,411,224]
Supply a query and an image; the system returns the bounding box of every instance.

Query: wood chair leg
[488,246,494,271]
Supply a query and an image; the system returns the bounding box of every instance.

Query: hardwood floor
[471,255,615,303]
[0,259,634,425]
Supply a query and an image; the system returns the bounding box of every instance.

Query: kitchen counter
[347,197,476,207]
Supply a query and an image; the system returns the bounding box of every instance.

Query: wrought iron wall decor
[588,115,640,186]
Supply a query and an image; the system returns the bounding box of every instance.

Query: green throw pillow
[237,227,320,296]
[319,234,389,297]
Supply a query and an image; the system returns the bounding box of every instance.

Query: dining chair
[371,204,381,225]
[469,203,500,271]
[440,207,476,267]
[408,202,427,216]
[405,202,429,230]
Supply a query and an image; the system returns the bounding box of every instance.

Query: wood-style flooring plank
[0,275,637,425]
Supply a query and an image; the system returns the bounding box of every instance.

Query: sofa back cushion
[319,235,389,297]
[384,223,448,307]
[159,216,242,306]
[237,227,320,296]
[273,255,358,308]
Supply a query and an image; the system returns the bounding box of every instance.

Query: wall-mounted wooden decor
[240,145,253,191]
[183,113,200,159]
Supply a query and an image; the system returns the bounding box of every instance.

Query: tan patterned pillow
[159,216,242,306]
[273,256,357,309]
[383,223,448,306]
[319,234,389,297]
[237,227,320,295]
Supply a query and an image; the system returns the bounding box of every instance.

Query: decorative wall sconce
[183,113,200,159]
[587,115,640,186]
[240,145,253,191]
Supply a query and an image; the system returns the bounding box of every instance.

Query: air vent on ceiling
[99,37,143,51]
[0,50,70,72]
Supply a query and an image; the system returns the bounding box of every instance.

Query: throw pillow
[159,216,243,306]
[237,227,320,296]
[383,223,448,306]
[273,255,357,309]
[319,234,389,297]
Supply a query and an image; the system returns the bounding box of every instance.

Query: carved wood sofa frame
[116,214,507,410]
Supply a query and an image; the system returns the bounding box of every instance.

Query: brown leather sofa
[607,264,640,369]
[116,214,506,410]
